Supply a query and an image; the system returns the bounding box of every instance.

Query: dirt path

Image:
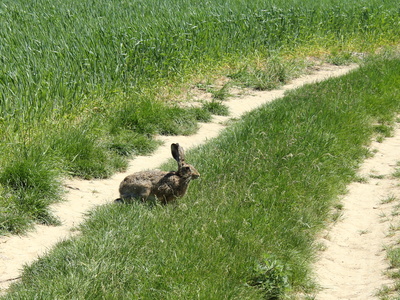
[314,123,400,299]
[0,64,360,294]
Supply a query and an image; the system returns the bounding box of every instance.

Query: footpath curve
[0,64,358,293]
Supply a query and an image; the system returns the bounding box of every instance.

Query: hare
[116,143,200,204]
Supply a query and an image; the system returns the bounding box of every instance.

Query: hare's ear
[171,143,185,164]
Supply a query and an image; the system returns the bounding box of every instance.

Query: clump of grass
[354,175,369,183]
[370,174,386,179]
[48,125,127,179]
[375,284,396,299]
[393,167,400,179]
[187,106,213,123]
[210,83,232,101]
[331,203,345,223]
[202,100,230,116]
[374,123,394,143]
[0,188,31,235]
[247,254,291,298]
[381,195,397,205]
[228,55,301,91]
[229,65,286,91]
[0,146,62,233]
[111,97,200,136]
[327,50,356,65]
[107,129,161,157]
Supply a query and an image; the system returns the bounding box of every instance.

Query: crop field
[1,0,400,297]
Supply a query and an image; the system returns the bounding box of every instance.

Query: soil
[3,63,395,298]
[314,123,400,299]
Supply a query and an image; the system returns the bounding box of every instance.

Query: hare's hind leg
[118,187,151,203]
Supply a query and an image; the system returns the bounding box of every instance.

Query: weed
[248,254,291,298]
[354,175,368,183]
[202,100,230,116]
[393,169,400,179]
[210,83,232,101]
[381,195,397,205]
[387,247,400,269]
[371,174,386,179]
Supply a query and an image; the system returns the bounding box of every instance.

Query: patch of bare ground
[0,63,358,294]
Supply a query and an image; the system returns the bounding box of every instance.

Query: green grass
[1,0,400,234]
[393,163,400,179]
[202,100,230,116]
[3,56,400,299]
[381,195,398,205]
[228,56,294,91]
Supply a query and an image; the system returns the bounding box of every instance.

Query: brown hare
[116,143,200,204]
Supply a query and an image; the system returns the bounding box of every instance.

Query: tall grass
[1,0,400,233]
[3,56,400,299]
[1,0,399,125]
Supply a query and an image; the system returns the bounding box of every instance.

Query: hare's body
[117,144,199,204]
[119,170,192,203]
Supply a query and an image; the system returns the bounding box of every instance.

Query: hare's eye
[185,166,191,172]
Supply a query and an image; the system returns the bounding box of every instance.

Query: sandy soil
[314,123,400,299]
[2,63,387,297]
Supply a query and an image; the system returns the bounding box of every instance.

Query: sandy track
[0,64,358,293]
[314,123,400,299]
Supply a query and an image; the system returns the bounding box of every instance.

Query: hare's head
[171,143,200,180]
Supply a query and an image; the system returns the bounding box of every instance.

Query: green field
[1,0,400,297]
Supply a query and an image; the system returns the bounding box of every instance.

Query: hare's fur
[117,143,199,204]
